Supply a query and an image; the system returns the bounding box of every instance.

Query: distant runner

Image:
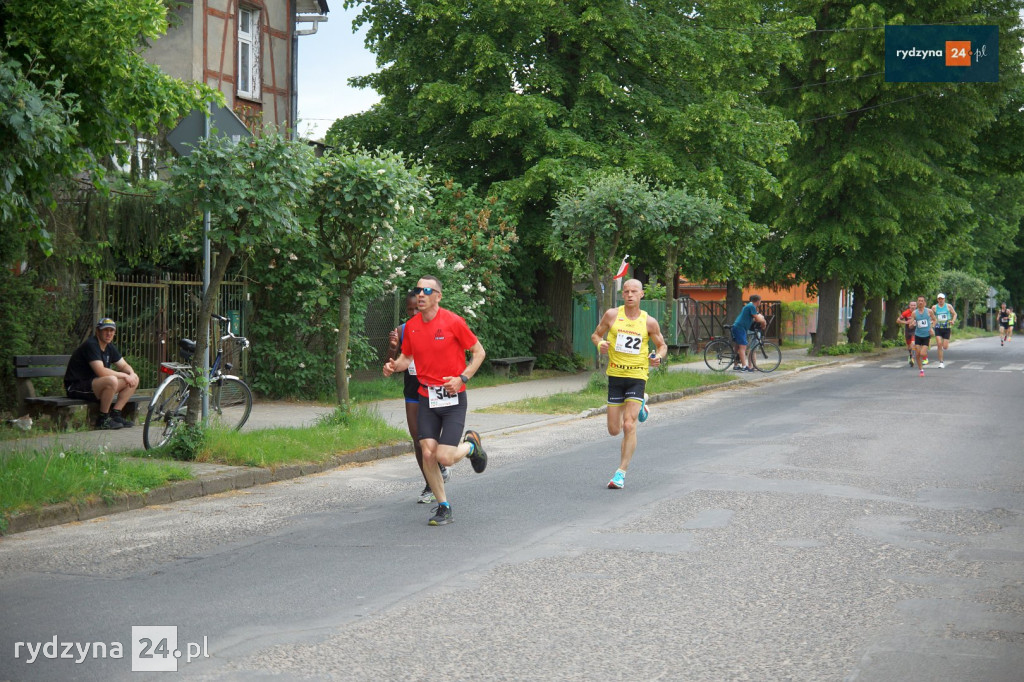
[997,303,1010,346]
[931,293,957,369]
[911,296,936,377]
[897,299,917,367]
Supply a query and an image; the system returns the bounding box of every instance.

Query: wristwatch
[459,374,469,384]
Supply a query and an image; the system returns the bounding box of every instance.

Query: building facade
[145,0,328,136]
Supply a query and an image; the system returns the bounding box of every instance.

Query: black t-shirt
[64,336,123,387]
[998,310,1010,325]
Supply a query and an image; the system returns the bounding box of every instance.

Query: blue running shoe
[608,469,626,489]
[638,393,650,423]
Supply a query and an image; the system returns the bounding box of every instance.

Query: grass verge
[1,447,193,522]
[180,405,408,468]
[476,370,733,415]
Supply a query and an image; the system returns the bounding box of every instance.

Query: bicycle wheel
[143,375,189,450]
[752,340,782,372]
[703,339,736,371]
[209,377,252,431]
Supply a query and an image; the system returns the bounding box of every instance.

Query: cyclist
[732,294,766,372]
[931,293,957,368]
[591,278,668,490]
[388,290,450,504]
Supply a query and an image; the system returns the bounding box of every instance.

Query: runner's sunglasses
[412,287,438,295]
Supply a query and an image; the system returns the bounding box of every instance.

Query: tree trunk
[847,284,867,344]
[186,246,234,426]
[663,248,678,336]
[813,275,841,354]
[883,297,900,341]
[536,260,574,356]
[725,280,743,332]
[865,294,883,346]
[335,283,352,404]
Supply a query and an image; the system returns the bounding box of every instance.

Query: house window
[237,7,261,100]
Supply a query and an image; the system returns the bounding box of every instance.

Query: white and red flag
[612,255,630,279]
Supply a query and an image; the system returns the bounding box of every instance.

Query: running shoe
[919,369,925,377]
[733,365,746,371]
[923,357,929,365]
[939,362,945,369]
[463,430,487,473]
[418,485,435,504]
[908,356,914,367]
[440,464,451,483]
[608,469,626,489]
[638,393,650,423]
[428,503,452,526]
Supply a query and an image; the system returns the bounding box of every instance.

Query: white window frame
[237,7,261,100]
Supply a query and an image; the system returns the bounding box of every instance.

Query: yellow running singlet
[606,307,650,380]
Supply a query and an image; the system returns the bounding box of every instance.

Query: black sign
[167,104,253,156]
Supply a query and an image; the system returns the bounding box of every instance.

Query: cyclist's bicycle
[143,314,253,450]
[703,326,782,373]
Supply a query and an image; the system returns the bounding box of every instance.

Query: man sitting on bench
[63,318,140,430]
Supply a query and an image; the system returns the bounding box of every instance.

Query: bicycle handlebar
[211,314,250,350]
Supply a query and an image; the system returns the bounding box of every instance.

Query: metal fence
[76,275,248,390]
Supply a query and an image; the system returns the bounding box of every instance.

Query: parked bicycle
[703,325,782,373]
[143,314,253,449]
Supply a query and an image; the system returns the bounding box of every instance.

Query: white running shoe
[939,362,945,368]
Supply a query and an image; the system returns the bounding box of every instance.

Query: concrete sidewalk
[2,347,829,534]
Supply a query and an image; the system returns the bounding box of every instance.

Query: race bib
[917,318,929,328]
[937,313,948,322]
[427,385,458,408]
[408,359,417,376]
[614,331,643,354]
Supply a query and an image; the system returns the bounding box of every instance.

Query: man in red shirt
[383,275,488,526]
[896,299,917,367]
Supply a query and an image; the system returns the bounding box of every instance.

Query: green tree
[548,172,665,312]
[334,0,806,353]
[936,269,989,329]
[165,133,314,423]
[1,0,214,254]
[396,179,527,357]
[651,188,724,330]
[308,146,428,403]
[761,0,1024,352]
[0,54,80,260]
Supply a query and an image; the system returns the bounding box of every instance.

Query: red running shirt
[401,307,479,396]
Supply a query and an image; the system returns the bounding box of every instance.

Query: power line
[795,93,936,124]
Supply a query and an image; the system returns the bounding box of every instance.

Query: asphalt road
[1,336,1022,681]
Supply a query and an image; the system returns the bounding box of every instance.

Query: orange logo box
[946,41,971,66]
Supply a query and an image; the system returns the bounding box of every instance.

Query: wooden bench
[13,355,148,429]
[667,343,691,355]
[489,356,537,377]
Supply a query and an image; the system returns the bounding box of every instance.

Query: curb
[0,348,900,536]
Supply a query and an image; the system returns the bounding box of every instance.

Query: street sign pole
[201,109,211,421]
[168,102,251,423]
